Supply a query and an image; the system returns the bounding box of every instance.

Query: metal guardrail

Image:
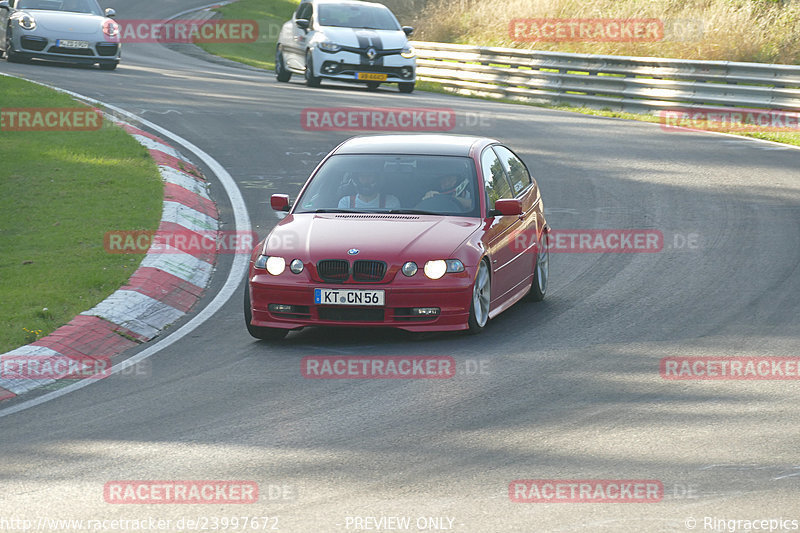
[410,41,800,113]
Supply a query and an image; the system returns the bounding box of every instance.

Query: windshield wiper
[388,209,438,215]
[312,208,359,213]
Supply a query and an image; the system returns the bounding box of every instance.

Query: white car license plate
[57,40,90,49]
[315,288,384,306]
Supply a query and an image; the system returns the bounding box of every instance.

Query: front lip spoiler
[10,51,120,63]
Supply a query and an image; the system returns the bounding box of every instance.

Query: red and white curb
[0,116,219,402]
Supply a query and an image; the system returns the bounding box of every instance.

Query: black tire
[275,47,291,82]
[304,52,321,87]
[244,286,289,341]
[99,61,118,71]
[467,260,491,334]
[527,231,549,302]
[366,81,381,90]
[398,82,415,93]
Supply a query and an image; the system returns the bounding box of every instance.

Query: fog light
[321,61,341,74]
[399,67,412,79]
[269,304,295,313]
[411,307,439,316]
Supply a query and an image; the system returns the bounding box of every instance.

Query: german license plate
[314,288,384,306]
[357,72,387,81]
[57,39,89,49]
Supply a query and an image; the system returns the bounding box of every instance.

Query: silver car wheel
[472,261,490,328]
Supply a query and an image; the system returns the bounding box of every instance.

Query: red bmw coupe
[245,134,550,339]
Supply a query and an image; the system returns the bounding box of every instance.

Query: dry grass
[379,0,800,64]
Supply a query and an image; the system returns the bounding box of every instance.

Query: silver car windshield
[16,0,102,15]
[295,154,480,217]
[317,4,400,30]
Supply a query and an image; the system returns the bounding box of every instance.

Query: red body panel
[246,135,548,333]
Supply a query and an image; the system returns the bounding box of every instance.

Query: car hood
[267,214,481,262]
[24,10,104,33]
[319,26,407,50]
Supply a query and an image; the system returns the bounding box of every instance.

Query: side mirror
[0,1,10,10]
[270,194,290,212]
[104,8,116,18]
[295,18,309,31]
[492,199,523,217]
[402,26,414,36]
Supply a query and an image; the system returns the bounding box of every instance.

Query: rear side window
[481,148,512,211]
[493,145,532,196]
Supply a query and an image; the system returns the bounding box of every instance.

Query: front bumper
[249,271,473,332]
[12,31,121,63]
[313,48,415,84]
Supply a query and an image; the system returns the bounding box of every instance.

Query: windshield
[16,0,102,15]
[317,4,401,30]
[295,154,480,217]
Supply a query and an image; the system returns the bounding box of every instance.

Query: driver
[338,171,400,209]
[422,174,471,209]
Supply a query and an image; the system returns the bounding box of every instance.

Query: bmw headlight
[318,41,342,53]
[254,254,286,275]
[400,45,416,59]
[18,13,36,30]
[424,260,447,280]
[402,261,418,277]
[289,259,304,274]
[445,259,465,273]
[254,254,268,270]
[423,259,464,280]
[266,256,286,276]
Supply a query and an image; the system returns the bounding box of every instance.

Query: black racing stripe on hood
[355,30,383,67]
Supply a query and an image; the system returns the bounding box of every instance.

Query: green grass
[0,77,163,353]
[197,0,800,149]
[194,0,299,70]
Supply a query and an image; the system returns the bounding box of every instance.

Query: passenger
[338,171,400,209]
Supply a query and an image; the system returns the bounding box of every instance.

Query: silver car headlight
[318,41,342,53]
[18,13,36,30]
[400,45,416,59]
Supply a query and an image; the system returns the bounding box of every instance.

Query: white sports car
[0,0,120,69]
[276,0,416,93]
